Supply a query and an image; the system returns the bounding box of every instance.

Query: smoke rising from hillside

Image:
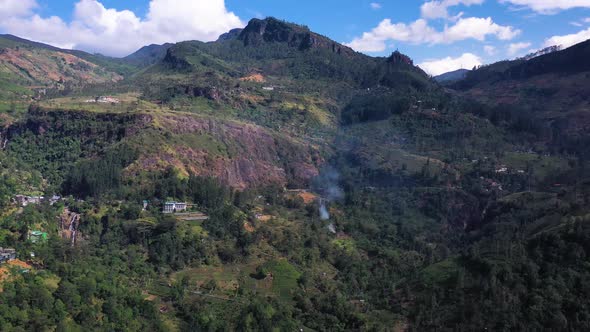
[314,166,343,221]
[320,204,330,220]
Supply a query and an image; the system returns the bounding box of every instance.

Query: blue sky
[1,0,590,75]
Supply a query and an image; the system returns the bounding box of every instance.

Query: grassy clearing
[258,259,301,301]
[170,257,302,302]
[39,93,162,113]
[40,273,61,292]
[419,259,459,286]
[332,238,356,253]
[177,219,208,237]
[172,264,256,294]
[502,152,570,180]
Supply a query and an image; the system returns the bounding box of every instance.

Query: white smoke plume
[314,166,343,221]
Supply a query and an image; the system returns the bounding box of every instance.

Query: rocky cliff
[126,113,321,189]
[8,107,322,190]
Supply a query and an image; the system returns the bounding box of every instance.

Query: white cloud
[570,17,590,26]
[500,0,590,13]
[345,17,520,52]
[484,45,497,55]
[418,52,482,76]
[0,0,244,56]
[444,17,520,41]
[420,0,484,20]
[543,27,590,48]
[507,41,531,55]
[0,0,37,17]
[370,2,382,10]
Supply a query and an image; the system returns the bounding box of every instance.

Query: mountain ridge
[1,18,590,332]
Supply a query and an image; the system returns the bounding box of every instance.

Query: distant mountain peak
[434,68,470,83]
[387,51,414,66]
[235,17,356,56]
[242,17,310,35]
[238,17,311,47]
[124,42,173,66]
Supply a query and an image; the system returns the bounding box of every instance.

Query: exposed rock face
[238,17,356,56]
[387,51,414,66]
[163,84,223,101]
[217,28,243,41]
[59,208,81,246]
[13,107,321,190]
[128,114,321,189]
[185,86,221,100]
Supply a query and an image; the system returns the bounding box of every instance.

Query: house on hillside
[495,166,508,173]
[28,231,48,243]
[0,248,16,263]
[101,96,120,103]
[87,96,120,104]
[15,195,44,207]
[49,195,61,205]
[163,202,187,213]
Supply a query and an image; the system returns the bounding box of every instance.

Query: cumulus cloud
[418,53,482,76]
[0,0,37,17]
[543,27,590,48]
[0,0,244,56]
[345,17,520,52]
[421,0,484,20]
[370,2,382,10]
[500,0,590,13]
[484,45,497,55]
[507,41,531,55]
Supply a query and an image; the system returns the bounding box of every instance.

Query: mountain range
[1,16,590,331]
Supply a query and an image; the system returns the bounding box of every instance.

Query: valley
[0,17,588,331]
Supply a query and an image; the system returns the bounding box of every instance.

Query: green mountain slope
[451,39,590,157]
[0,34,139,101]
[1,18,590,332]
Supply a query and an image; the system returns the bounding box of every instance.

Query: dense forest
[0,16,589,331]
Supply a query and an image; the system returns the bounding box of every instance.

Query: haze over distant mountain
[124,43,174,67]
[433,68,470,83]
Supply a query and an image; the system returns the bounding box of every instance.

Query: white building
[15,195,44,207]
[86,96,120,104]
[0,248,16,263]
[163,202,187,213]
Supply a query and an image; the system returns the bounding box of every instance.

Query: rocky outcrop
[128,114,321,189]
[159,84,223,101]
[59,208,81,246]
[10,106,321,190]
[217,28,243,41]
[387,51,414,66]
[238,17,356,56]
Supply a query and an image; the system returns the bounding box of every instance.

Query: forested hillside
[0,17,589,331]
